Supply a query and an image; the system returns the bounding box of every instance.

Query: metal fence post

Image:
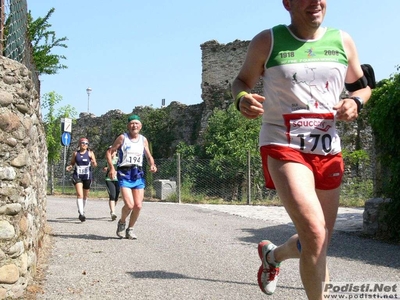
[247,150,251,205]
[177,153,181,204]
[62,146,66,194]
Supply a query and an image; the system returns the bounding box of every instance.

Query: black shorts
[72,175,92,190]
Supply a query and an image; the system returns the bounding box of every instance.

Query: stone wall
[199,40,257,140]
[363,198,391,237]
[200,39,264,108]
[0,56,47,299]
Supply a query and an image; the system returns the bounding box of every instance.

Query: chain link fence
[0,0,39,92]
[48,151,373,205]
[48,155,276,203]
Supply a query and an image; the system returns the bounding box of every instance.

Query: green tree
[176,142,199,159]
[204,104,260,167]
[140,108,175,158]
[202,104,262,201]
[42,91,77,194]
[28,8,68,75]
[367,67,400,241]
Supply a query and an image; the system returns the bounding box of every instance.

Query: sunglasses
[80,142,88,145]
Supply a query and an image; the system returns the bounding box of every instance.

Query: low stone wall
[0,56,47,299]
[363,198,391,238]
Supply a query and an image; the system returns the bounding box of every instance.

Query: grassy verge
[48,185,369,208]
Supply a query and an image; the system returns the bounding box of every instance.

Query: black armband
[346,64,377,91]
[345,76,368,92]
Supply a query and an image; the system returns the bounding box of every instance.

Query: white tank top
[117,133,145,167]
[259,25,348,155]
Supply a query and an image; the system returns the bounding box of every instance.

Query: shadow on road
[49,232,117,241]
[128,270,255,285]
[47,217,113,224]
[127,270,305,292]
[239,224,400,269]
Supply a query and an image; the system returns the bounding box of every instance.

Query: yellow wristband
[234,91,248,111]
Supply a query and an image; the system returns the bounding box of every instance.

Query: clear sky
[29,1,400,117]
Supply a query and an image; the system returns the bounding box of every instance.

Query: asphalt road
[37,196,400,300]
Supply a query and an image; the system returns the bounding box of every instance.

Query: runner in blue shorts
[106,114,157,239]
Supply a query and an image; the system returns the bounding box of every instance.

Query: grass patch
[48,182,370,208]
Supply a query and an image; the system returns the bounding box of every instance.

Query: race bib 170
[283,112,337,155]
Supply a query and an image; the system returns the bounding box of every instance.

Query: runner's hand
[239,93,265,119]
[333,99,358,121]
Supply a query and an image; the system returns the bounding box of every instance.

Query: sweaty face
[286,0,326,29]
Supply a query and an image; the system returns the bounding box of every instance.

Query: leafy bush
[367,68,400,241]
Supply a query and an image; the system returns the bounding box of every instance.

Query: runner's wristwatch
[349,96,364,113]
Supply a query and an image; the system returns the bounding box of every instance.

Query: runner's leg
[127,188,144,228]
[268,157,330,300]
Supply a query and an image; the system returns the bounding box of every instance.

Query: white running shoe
[257,240,280,295]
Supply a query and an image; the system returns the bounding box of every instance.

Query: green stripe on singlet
[266,24,348,69]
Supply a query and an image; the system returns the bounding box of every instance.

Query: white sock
[77,199,84,215]
[83,199,87,213]
[266,249,279,266]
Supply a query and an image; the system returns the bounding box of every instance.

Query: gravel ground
[33,196,400,300]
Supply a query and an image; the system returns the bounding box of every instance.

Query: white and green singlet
[260,24,348,156]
